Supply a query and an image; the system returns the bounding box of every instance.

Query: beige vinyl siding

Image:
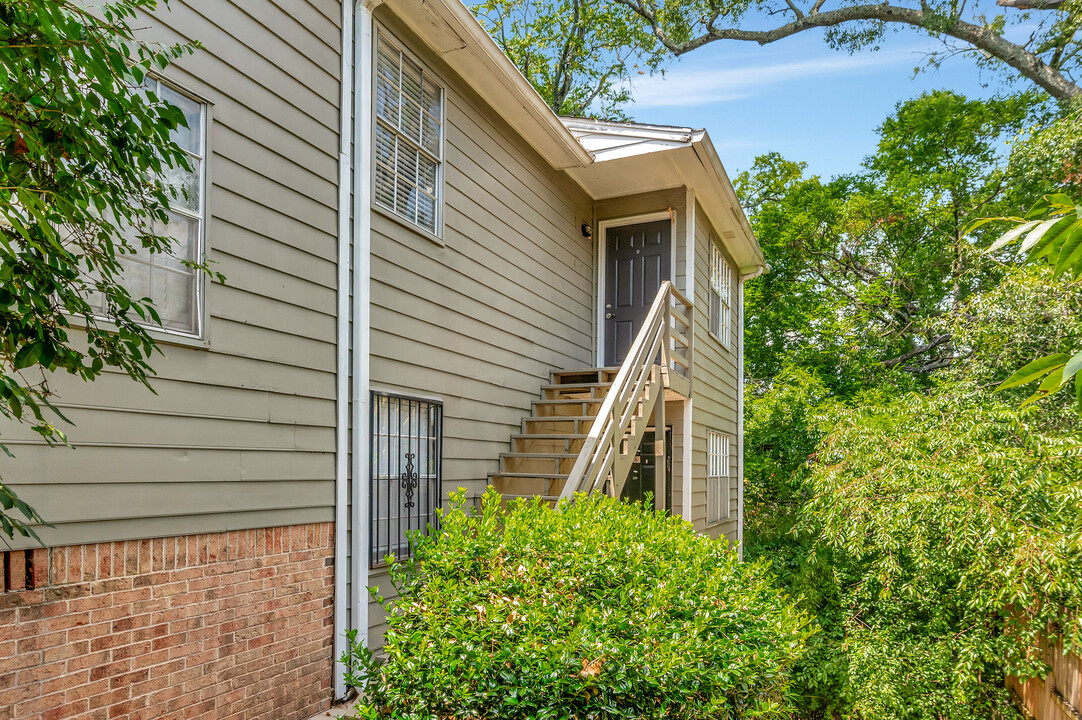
[365,10,595,638]
[0,0,342,550]
[691,201,741,541]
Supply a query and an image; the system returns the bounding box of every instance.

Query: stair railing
[559,281,694,501]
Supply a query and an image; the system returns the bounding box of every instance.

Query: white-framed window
[709,241,733,349]
[370,391,443,567]
[373,30,444,236]
[88,78,206,336]
[707,429,731,525]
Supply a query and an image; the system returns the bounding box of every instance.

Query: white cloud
[629,48,926,108]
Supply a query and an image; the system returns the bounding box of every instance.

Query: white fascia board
[690,135,764,271]
[562,117,698,143]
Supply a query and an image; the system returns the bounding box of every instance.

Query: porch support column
[653,385,666,512]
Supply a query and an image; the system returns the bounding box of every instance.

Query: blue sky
[624,28,1017,180]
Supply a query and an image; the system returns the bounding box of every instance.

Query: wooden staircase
[489,281,696,506]
[489,367,619,503]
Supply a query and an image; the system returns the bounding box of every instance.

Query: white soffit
[382,0,591,170]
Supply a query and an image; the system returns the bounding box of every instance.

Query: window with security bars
[707,429,731,524]
[710,241,733,349]
[374,30,443,235]
[87,78,206,336]
[370,392,443,567]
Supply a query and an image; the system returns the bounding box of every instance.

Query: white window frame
[88,76,208,340]
[372,28,445,240]
[707,429,731,525]
[709,240,733,350]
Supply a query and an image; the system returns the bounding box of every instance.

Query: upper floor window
[374,30,444,236]
[707,429,731,525]
[88,78,206,336]
[709,241,732,349]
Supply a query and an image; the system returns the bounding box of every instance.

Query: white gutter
[351,0,378,664]
[736,263,766,560]
[333,0,354,700]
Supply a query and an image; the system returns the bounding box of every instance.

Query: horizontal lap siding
[692,202,741,541]
[1,0,342,549]
[369,13,595,503]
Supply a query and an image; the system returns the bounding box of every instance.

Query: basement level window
[370,392,443,568]
[707,429,731,525]
[373,29,444,237]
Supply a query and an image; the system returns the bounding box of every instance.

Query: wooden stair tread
[553,366,620,375]
[533,398,604,405]
[525,415,597,421]
[541,382,611,391]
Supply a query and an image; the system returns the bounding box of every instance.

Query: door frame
[595,210,678,367]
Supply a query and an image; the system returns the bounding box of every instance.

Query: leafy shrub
[805,393,1082,719]
[346,488,812,719]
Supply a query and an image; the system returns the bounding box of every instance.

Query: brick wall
[0,524,336,720]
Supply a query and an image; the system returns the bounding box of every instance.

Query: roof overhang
[368,1,763,272]
[376,0,592,170]
[563,119,765,274]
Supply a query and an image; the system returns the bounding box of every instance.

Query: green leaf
[987,220,1040,253]
[1063,349,1082,382]
[1019,217,1068,253]
[996,354,1070,391]
[1029,218,1081,260]
[1021,367,1066,406]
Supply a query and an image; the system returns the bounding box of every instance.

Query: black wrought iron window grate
[370,392,443,568]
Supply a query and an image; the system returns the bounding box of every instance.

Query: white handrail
[559,281,693,501]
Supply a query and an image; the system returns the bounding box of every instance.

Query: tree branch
[996,0,1065,9]
[883,333,952,369]
[615,1,1082,99]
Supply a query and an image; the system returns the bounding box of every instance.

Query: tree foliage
[739,90,1039,388]
[968,193,1082,406]
[473,0,665,118]
[0,0,210,540]
[740,92,1082,718]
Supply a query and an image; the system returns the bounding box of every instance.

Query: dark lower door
[620,428,673,511]
[605,219,672,366]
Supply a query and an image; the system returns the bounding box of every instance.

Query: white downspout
[683,189,695,523]
[351,0,377,661]
[737,263,766,560]
[333,0,354,701]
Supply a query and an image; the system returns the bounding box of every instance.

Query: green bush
[346,488,812,720]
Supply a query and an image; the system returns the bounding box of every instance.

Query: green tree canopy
[738,91,1040,388]
[473,0,665,118]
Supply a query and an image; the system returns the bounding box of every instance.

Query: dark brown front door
[605,219,672,366]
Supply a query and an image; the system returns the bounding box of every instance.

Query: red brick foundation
[0,524,335,720]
